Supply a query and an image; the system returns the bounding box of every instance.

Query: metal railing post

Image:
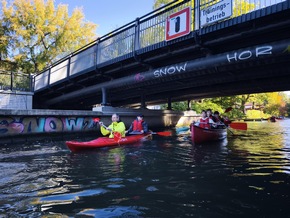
[195,0,200,30]
[96,38,101,66]
[10,71,13,90]
[67,56,71,78]
[134,18,140,52]
[47,67,51,87]
[29,73,33,92]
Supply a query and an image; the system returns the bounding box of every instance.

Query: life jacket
[199,117,210,129]
[132,120,143,131]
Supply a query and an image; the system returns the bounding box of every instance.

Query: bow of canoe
[190,124,227,144]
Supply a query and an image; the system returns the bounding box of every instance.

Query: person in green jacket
[99,113,126,138]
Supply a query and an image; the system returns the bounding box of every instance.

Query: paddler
[99,113,126,138]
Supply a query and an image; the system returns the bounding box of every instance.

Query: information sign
[200,0,232,27]
[165,7,191,41]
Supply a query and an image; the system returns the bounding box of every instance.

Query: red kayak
[66,133,151,152]
[190,124,227,144]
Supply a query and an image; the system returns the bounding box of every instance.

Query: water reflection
[0,120,290,217]
[227,121,290,177]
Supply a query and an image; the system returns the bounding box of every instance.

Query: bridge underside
[33,5,290,110]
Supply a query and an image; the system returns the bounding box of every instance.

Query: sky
[53,0,155,36]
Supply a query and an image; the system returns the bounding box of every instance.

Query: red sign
[165,7,191,41]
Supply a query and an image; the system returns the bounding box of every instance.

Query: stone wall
[0,91,33,110]
[0,107,184,144]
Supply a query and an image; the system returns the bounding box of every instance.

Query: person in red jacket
[198,110,216,129]
[126,114,148,134]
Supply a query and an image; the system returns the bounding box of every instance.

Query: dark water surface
[1,120,290,217]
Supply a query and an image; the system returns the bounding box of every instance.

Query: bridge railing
[0,71,32,92]
[33,0,286,92]
[97,0,195,66]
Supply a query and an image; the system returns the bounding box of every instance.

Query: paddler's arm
[99,122,112,136]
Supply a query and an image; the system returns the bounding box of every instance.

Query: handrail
[36,0,181,75]
[0,71,32,92]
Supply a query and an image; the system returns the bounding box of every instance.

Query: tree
[154,0,255,17]
[262,92,287,117]
[0,19,14,70]
[0,0,97,74]
[0,24,8,60]
[286,102,290,117]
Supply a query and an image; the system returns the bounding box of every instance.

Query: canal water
[1,120,290,217]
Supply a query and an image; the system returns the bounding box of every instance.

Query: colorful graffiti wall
[0,116,97,136]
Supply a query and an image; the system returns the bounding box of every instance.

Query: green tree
[286,102,290,117]
[0,0,97,74]
[159,91,290,119]
[0,20,14,70]
[0,24,8,60]
[262,92,287,117]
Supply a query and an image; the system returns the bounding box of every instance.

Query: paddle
[229,122,247,130]
[128,130,172,136]
[93,118,122,142]
[224,107,233,113]
[222,107,247,131]
[214,119,235,135]
[151,131,172,136]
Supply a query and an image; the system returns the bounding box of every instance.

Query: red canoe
[190,124,227,144]
[66,133,151,152]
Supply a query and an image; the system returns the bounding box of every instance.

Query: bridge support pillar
[101,87,109,106]
[187,100,191,110]
[167,97,172,110]
[141,94,146,109]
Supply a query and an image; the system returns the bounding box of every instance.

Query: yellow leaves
[1,0,97,73]
[267,92,282,105]
[246,109,268,119]
[232,0,256,17]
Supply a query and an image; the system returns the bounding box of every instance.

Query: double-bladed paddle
[93,118,122,142]
[126,130,172,136]
[223,107,248,131]
[151,131,172,136]
[224,107,233,113]
[229,122,247,130]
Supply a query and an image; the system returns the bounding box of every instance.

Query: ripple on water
[76,206,146,217]
[35,188,108,211]
[1,121,290,217]
[0,163,27,189]
[146,186,159,192]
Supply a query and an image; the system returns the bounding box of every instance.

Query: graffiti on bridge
[0,116,97,135]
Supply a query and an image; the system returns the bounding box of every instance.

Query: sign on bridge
[200,0,232,27]
[165,7,191,41]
